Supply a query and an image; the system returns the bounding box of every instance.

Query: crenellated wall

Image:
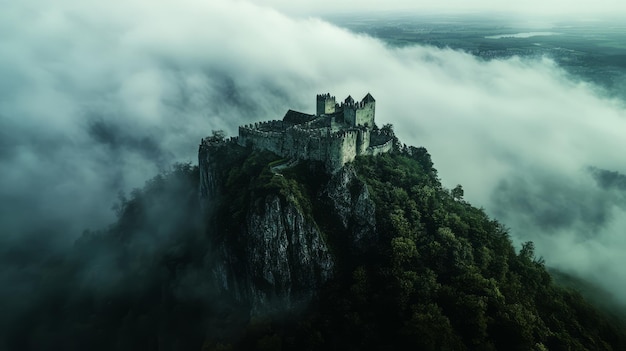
[357,129,369,155]
[342,106,357,126]
[284,125,328,162]
[256,119,286,132]
[231,92,390,173]
[316,93,336,115]
[238,124,284,155]
[339,100,375,127]
[366,138,394,156]
[355,101,375,127]
[327,129,359,171]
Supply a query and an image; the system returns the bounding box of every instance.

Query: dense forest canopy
[4,135,626,350]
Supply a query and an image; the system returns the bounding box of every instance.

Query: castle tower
[355,93,375,127]
[316,93,336,116]
[356,128,370,155]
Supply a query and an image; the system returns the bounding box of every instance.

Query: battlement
[316,93,334,99]
[233,92,391,173]
[316,93,337,115]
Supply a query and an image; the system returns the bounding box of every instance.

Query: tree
[207,129,226,142]
[519,241,535,261]
[381,123,394,135]
[451,185,464,201]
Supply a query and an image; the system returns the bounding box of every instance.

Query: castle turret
[316,93,336,115]
[355,93,375,127]
[234,92,387,174]
[362,93,375,104]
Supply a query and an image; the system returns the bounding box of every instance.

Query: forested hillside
[201,141,626,350]
[5,140,626,351]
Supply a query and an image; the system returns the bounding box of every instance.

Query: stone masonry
[236,93,394,173]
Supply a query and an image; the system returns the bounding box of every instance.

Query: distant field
[596,41,626,50]
[326,14,626,100]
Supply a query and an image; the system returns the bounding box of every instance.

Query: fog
[2,0,626,315]
[258,0,626,16]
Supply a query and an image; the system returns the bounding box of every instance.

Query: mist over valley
[2,0,626,348]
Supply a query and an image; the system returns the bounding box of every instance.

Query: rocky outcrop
[199,140,376,316]
[209,193,333,315]
[247,195,333,314]
[198,139,223,207]
[322,165,377,252]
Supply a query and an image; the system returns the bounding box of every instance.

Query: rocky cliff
[7,133,625,351]
[196,138,626,351]
[198,139,377,315]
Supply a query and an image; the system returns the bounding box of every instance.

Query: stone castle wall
[343,107,356,126]
[366,138,394,156]
[237,121,395,172]
[237,123,378,171]
[355,102,375,127]
[284,125,329,162]
[365,129,394,156]
[339,101,375,128]
[316,94,336,115]
[357,129,369,155]
[238,124,284,155]
[257,120,285,132]
[327,129,358,171]
[233,93,391,172]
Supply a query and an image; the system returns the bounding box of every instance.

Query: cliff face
[236,194,332,314]
[198,140,377,315]
[322,164,377,252]
[27,137,623,350]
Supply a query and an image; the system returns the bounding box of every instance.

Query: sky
[257,0,626,16]
[2,0,626,311]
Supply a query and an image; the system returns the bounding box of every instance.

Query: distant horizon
[2,0,626,319]
[319,11,626,24]
[255,0,626,19]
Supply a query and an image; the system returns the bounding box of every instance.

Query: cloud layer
[257,0,626,16]
[2,0,626,302]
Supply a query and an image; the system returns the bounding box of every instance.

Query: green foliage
[22,143,626,350]
[218,149,626,349]
[212,146,317,228]
[239,150,626,350]
[451,184,464,200]
[207,129,227,142]
[9,162,216,351]
[380,123,394,135]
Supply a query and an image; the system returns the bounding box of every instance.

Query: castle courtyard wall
[355,102,375,127]
[234,93,390,173]
[366,139,394,156]
[356,129,370,155]
[238,126,284,155]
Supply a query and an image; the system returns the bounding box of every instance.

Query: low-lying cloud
[2,0,626,308]
[257,0,626,16]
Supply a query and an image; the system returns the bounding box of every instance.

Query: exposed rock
[209,193,333,316]
[322,164,377,252]
[199,139,378,316]
[244,195,333,314]
[198,139,223,211]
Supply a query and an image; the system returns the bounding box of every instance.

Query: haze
[258,0,626,17]
[2,0,626,314]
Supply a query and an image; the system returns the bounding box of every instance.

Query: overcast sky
[2,0,626,307]
[257,0,626,16]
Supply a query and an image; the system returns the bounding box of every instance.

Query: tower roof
[283,109,316,124]
[361,93,375,103]
[344,95,355,104]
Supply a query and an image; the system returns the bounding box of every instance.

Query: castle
[236,93,394,172]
